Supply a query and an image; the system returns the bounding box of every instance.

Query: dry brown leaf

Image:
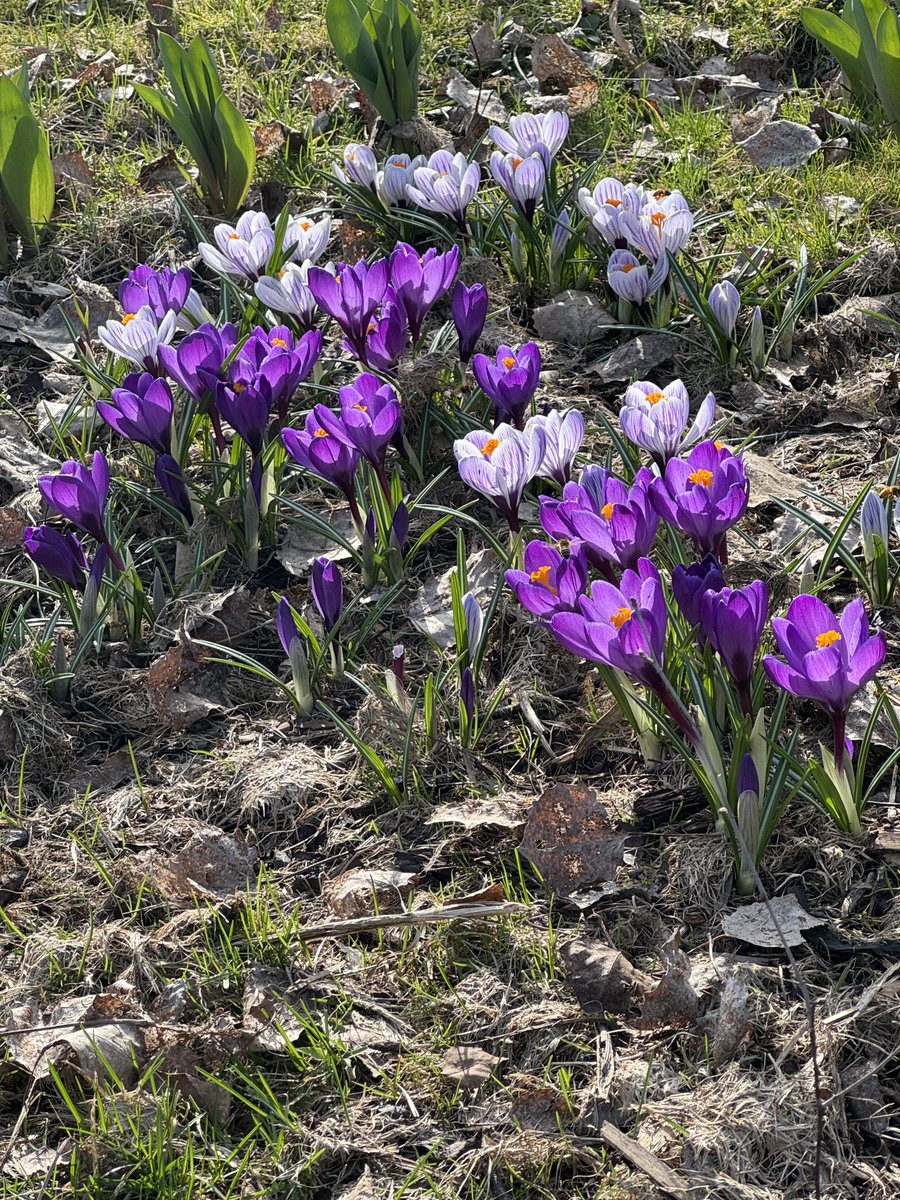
[7,996,144,1084]
[532,33,594,92]
[153,828,257,901]
[509,1081,573,1131]
[721,895,823,948]
[242,965,306,1052]
[52,151,94,197]
[324,868,416,918]
[638,945,702,1030]
[254,121,286,158]
[137,151,183,189]
[441,1044,499,1089]
[519,782,626,897]
[427,796,527,832]
[560,936,651,1016]
[2,1138,73,1179]
[0,507,28,550]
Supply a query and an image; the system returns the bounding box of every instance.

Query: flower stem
[832,710,847,773]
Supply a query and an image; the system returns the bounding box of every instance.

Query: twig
[596,1122,692,1200]
[295,900,526,942]
[608,0,640,67]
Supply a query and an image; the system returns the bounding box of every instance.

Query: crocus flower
[619,379,716,465]
[377,153,426,206]
[97,306,176,372]
[489,152,545,223]
[282,412,361,515]
[119,265,196,326]
[359,296,409,373]
[550,209,569,284]
[671,554,726,628]
[460,665,475,723]
[197,211,276,282]
[620,191,693,261]
[388,243,460,344]
[284,214,331,265]
[23,524,88,587]
[255,261,320,329]
[311,556,344,631]
[550,558,667,690]
[407,150,481,228]
[39,452,122,570]
[241,326,323,423]
[158,322,238,403]
[462,591,483,662]
[307,257,389,362]
[153,454,194,525]
[528,410,584,486]
[561,467,660,573]
[607,249,668,305]
[506,539,588,617]
[451,281,488,364]
[699,581,769,715]
[473,342,541,429]
[98,372,173,456]
[763,595,886,770]
[489,111,569,165]
[333,143,378,190]
[577,179,649,248]
[315,373,403,471]
[861,489,889,563]
[709,280,740,338]
[650,441,749,559]
[454,422,546,532]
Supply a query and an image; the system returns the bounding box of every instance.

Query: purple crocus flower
[460,665,475,723]
[619,379,716,465]
[650,441,749,559]
[307,258,389,362]
[119,265,192,323]
[407,151,481,229]
[472,342,542,429]
[277,596,302,657]
[453,422,546,532]
[98,306,176,372]
[23,524,88,587]
[282,412,361,516]
[277,596,314,714]
[528,410,584,486]
[709,280,740,337]
[388,242,460,344]
[333,143,378,190]
[239,326,323,423]
[39,451,123,570]
[489,152,545,223]
[311,556,344,631]
[699,581,769,715]
[158,322,238,403]
[197,211,276,282]
[505,539,588,617]
[451,281,488,364]
[671,554,726,628]
[577,179,649,248]
[284,214,331,265]
[315,373,403,471]
[98,372,173,456]
[360,295,409,373]
[607,250,669,305]
[489,111,569,164]
[550,558,667,690]
[620,191,693,262]
[153,454,194,524]
[558,467,659,573]
[255,261,320,329]
[377,153,426,206]
[462,591,484,662]
[763,595,887,771]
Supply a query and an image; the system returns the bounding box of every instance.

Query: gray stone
[533,290,615,346]
[739,119,821,169]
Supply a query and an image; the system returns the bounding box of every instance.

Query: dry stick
[595,1123,692,1200]
[294,899,527,943]
[717,802,825,1200]
[608,0,640,68]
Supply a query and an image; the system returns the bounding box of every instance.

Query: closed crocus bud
[390,501,409,551]
[388,242,460,345]
[489,151,546,223]
[736,752,761,895]
[709,280,740,338]
[154,454,194,525]
[861,488,889,564]
[23,525,88,587]
[460,665,475,724]
[335,143,378,190]
[277,597,314,715]
[99,372,174,456]
[750,305,765,369]
[311,557,344,632]
[451,281,488,364]
[699,581,769,716]
[391,643,405,689]
[671,554,727,629]
[462,591,484,664]
[510,228,526,276]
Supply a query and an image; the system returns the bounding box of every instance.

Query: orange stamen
[501,356,516,369]
[816,629,842,648]
[271,337,288,348]
[601,502,614,521]
[605,198,622,207]
[313,428,328,438]
[122,312,136,324]
[352,403,368,412]
[610,606,633,630]
[621,264,635,274]
[651,211,666,230]
[688,469,714,487]
[233,382,246,394]
[529,565,558,594]
[482,437,500,458]
[645,390,665,405]
[229,232,240,239]
[300,220,311,230]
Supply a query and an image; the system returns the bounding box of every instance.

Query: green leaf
[801,7,872,96]
[325,0,398,124]
[134,81,222,207]
[874,6,900,130]
[848,0,890,94]
[0,72,54,245]
[214,95,256,212]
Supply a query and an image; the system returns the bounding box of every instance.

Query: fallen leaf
[509,1082,573,1130]
[277,510,359,574]
[7,995,144,1084]
[152,828,257,901]
[242,965,306,1051]
[532,33,595,92]
[138,151,183,189]
[841,1060,889,1136]
[427,795,527,831]
[560,936,651,1016]
[254,121,286,158]
[692,22,730,48]
[443,69,506,124]
[0,506,28,549]
[2,1138,73,1179]
[519,782,626,897]
[722,894,824,949]
[335,1167,379,1200]
[441,1044,498,1089]
[409,547,497,647]
[0,415,59,494]
[743,448,812,510]
[638,943,701,1030]
[52,150,94,197]
[340,1009,406,1050]
[324,868,416,918]
[710,971,752,1066]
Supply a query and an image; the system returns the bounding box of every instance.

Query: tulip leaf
[874,6,900,130]
[0,71,54,248]
[800,7,872,96]
[214,95,256,213]
[325,0,420,127]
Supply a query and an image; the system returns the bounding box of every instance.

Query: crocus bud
[671,554,726,630]
[277,597,314,716]
[750,305,765,372]
[462,591,484,664]
[460,665,475,724]
[154,454,194,525]
[708,280,740,338]
[391,643,405,689]
[23,525,88,588]
[390,501,409,552]
[736,752,760,895]
[550,209,569,289]
[451,281,488,365]
[510,228,525,277]
[861,489,889,564]
[80,546,107,638]
[311,556,344,632]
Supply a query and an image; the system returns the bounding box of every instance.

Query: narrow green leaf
[801,7,871,95]
[214,95,256,212]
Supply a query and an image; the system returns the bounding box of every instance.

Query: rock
[443,70,506,124]
[738,119,821,169]
[532,33,595,91]
[0,416,59,495]
[470,21,503,64]
[822,194,860,221]
[324,869,416,918]
[691,22,730,48]
[532,290,615,346]
[587,333,677,382]
[821,136,851,163]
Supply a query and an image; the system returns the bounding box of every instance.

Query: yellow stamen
[229,232,240,239]
[438,171,449,178]
[314,428,328,438]
[605,197,622,207]
[529,565,558,594]
[482,437,500,458]
[352,403,368,412]
[300,220,311,230]
[348,152,356,161]
[816,629,842,648]
[714,441,727,452]
[601,502,614,521]
[277,269,288,278]
[233,382,246,394]
[122,312,135,324]
[645,390,665,405]
[366,321,378,334]
[688,469,714,487]
[610,606,633,630]
[271,337,288,348]
[391,159,406,167]
[501,356,516,369]
[651,211,666,230]
[621,263,635,274]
